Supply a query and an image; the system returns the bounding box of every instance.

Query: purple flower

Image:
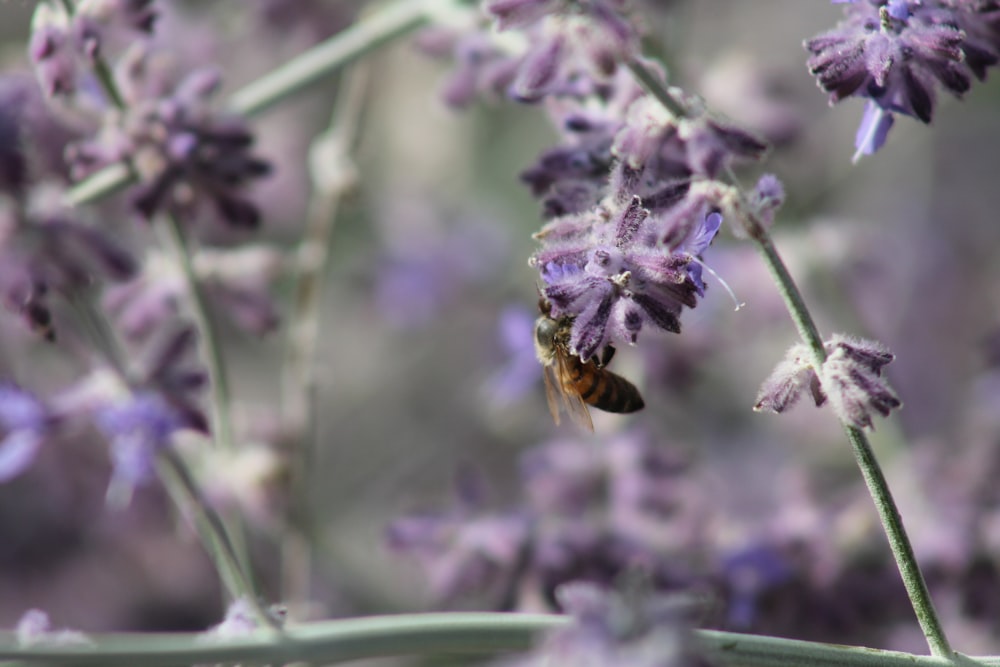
[29,1,155,98]
[66,46,271,228]
[805,0,1000,156]
[95,390,184,490]
[484,305,542,407]
[0,191,137,339]
[0,384,52,482]
[531,196,721,361]
[15,609,89,647]
[720,543,794,629]
[820,334,901,429]
[498,582,696,667]
[754,335,901,429]
[104,245,282,341]
[387,499,532,604]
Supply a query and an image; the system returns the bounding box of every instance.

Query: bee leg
[598,345,616,369]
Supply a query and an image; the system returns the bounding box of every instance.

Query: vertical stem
[59,1,261,606]
[67,296,276,629]
[156,449,280,631]
[627,56,953,658]
[156,214,257,592]
[279,64,370,609]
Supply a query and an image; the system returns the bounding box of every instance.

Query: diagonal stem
[626,57,953,659]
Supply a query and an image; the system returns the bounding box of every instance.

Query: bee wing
[541,363,563,426]
[554,353,594,432]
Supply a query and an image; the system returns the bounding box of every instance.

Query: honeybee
[534,299,645,431]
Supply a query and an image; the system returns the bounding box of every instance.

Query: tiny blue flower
[95,391,183,493]
[0,384,50,482]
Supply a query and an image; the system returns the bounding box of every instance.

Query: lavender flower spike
[805,0,1000,157]
[532,197,721,361]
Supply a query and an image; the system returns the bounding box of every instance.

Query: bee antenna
[690,257,745,312]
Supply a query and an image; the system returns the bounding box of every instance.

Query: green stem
[156,450,280,631]
[627,57,952,658]
[66,0,445,208]
[157,217,235,454]
[61,297,273,629]
[279,64,370,606]
[156,215,257,594]
[65,21,261,611]
[0,614,988,667]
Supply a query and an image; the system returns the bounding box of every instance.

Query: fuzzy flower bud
[755,334,901,429]
[820,334,901,429]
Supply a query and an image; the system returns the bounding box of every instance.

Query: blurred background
[3,0,1000,661]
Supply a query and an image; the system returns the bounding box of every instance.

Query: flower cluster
[30,2,271,229]
[66,47,271,227]
[30,0,156,97]
[388,431,701,607]
[805,0,1000,158]
[754,334,902,429]
[0,187,137,340]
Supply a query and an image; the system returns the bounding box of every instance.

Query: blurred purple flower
[104,245,282,341]
[391,430,699,607]
[484,305,540,407]
[29,1,155,98]
[95,390,184,490]
[66,46,271,229]
[805,0,1000,157]
[497,581,697,667]
[15,609,89,647]
[0,384,53,482]
[0,189,137,339]
[719,543,794,629]
[374,217,509,329]
[80,326,208,500]
[387,493,531,605]
[0,74,79,194]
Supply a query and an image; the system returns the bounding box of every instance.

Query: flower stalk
[0,614,984,667]
[279,63,369,606]
[627,56,952,659]
[59,0,261,608]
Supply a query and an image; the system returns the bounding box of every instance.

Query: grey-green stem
[0,614,989,667]
[626,57,953,658]
[60,0,260,609]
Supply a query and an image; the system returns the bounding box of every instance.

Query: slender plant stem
[61,8,260,607]
[156,449,280,631]
[155,215,258,596]
[0,614,989,667]
[279,64,369,608]
[156,218,235,454]
[62,297,274,628]
[627,57,953,658]
[65,0,447,208]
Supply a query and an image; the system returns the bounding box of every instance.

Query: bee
[534,299,644,431]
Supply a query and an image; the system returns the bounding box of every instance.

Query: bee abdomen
[577,370,645,414]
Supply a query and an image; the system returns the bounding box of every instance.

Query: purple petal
[0,430,42,482]
[853,101,894,160]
